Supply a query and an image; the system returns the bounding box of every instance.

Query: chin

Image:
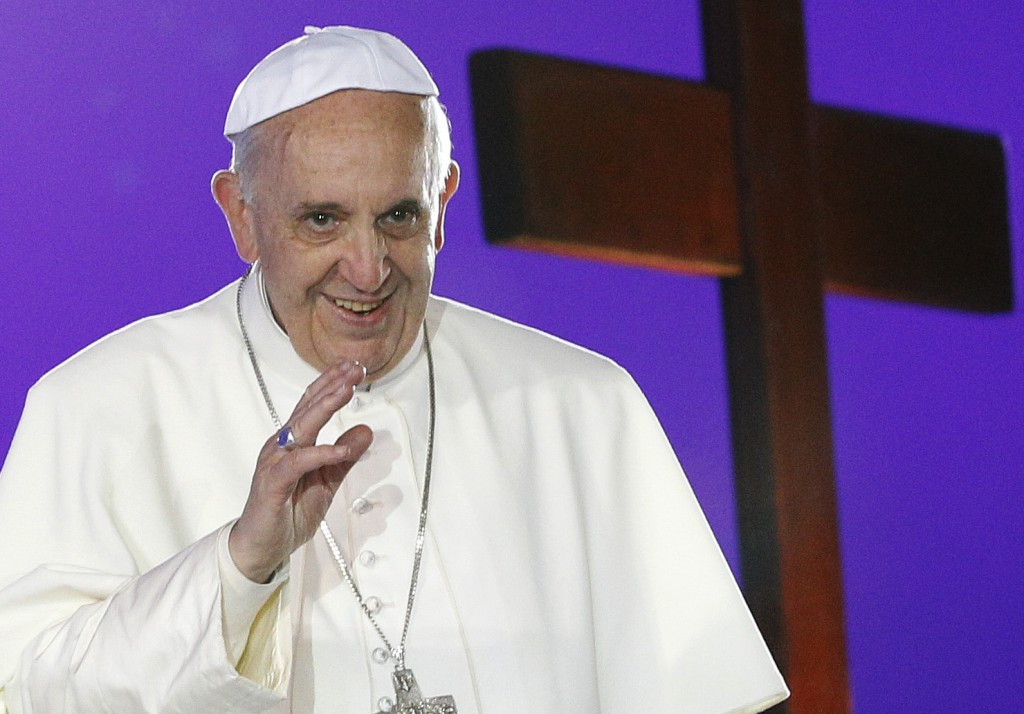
[328,341,396,377]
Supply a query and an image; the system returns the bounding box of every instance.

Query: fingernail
[352,361,368,382]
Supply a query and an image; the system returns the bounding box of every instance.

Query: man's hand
[229,361,373,583]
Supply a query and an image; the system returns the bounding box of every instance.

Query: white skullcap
[224,25,439,136]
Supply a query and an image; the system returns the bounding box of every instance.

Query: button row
[351,480,391,697]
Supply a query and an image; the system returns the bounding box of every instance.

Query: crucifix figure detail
[468,1,1013,712]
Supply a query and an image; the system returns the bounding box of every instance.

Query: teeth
[334,298,383,314]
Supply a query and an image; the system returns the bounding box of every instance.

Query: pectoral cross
[376,668,457,714]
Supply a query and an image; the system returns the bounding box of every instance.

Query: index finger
[292,361,366,414]
[285,363,367,445]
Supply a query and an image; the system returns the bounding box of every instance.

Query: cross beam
[469,2,1013,712]
[468,55,1010,313]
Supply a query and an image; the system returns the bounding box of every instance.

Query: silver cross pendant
[377,668,457,714]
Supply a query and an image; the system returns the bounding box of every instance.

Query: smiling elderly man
[0,26,787,714]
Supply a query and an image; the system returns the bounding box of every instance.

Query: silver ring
[277,426,296,449]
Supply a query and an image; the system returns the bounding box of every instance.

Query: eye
[304,211,336,231]
[377,202,421,237]
[388,208,411,222]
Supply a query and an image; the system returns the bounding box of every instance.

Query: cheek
[260,256,324,327]
[257,234,323,294]
[425,244,437,273]
[396,238,437,287]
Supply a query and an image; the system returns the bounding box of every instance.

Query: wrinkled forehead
[251,90,434,197]
[263,89,431,158]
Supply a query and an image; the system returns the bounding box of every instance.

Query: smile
[333,297,384,314]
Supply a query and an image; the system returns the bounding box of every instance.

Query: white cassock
[0,265,788,713]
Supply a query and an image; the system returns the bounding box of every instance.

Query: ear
[211,170,259,262]
[433,161,460,253]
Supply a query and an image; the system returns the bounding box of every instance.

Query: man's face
[222,90,456,380]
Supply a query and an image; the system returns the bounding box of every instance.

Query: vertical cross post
[703,2,849,710]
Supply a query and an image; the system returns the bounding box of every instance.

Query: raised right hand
[228,361,373,583]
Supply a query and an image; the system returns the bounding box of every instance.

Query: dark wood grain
[469,2,1013,711]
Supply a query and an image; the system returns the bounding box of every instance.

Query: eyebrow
[382,199,423,215]
[294,201,348,217]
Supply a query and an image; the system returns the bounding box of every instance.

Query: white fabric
[217,525,289,665]
[0,268,788,713]
[224,26,439,136]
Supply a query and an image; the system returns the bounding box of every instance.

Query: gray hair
[228,95,453,206]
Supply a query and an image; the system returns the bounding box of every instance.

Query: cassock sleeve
[217,524,292,682]
[0,384,290,714]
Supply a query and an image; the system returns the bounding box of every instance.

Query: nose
[337,223,390,292]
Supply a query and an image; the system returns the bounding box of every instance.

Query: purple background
[1,2,1021,710]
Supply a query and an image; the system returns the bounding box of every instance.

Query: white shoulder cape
[0,274,787,713]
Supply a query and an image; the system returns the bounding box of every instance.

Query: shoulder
[29,281,241,410]
[427,296,644,411]
[430,296,628,379]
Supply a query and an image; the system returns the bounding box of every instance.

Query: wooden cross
[468,1,1013,712]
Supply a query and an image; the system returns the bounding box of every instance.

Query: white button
[365,596,382,615]
[372,647,389,664]
[352,497,372,515]
[377,696,394,712]
[350,395,363,411]
[359,550,377,567]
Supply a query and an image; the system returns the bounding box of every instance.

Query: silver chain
[235,266,437,671]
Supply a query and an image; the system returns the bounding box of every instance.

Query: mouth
[333,297,386,315]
